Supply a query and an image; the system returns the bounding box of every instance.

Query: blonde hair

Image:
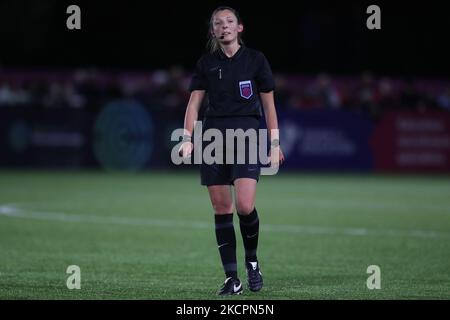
[207,6,244,53]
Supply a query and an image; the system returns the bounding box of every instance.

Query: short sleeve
[188,58,207,92]
[255,53,275,92]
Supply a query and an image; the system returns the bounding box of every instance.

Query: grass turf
[0,170,449,299]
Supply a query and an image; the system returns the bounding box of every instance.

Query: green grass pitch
[0,170,449,299]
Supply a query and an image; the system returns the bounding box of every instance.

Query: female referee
[179,6,284,295]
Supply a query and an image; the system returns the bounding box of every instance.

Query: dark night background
[1,1,450,303]
[0,0,449,78]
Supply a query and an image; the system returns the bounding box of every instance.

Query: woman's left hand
[269,146,285,167]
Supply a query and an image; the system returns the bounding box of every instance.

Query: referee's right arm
[183,90,205,137]
[179,90,205,158]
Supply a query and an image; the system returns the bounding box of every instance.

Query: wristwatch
[182,134,192,142]
[270,139,280,147]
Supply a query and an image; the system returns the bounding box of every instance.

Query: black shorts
[200,116,261,186]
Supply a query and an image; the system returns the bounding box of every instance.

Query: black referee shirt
[189,46,275,118]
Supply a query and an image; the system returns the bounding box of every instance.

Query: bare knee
[236,200,254,215]
[208,186,233,214]
[212,200,234,214]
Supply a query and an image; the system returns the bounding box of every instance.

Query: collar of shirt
[215,45,245,61]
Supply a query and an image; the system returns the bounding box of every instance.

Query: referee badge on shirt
[239,80,253,99]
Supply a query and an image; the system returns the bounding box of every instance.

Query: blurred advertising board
[371,111,450,172]
[277,109,374,171]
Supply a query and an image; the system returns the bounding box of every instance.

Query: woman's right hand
[178,141,194,158]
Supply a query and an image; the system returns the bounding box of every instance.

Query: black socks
[215,208,260,279]
[214,214,237,279]
[237,208,259,263]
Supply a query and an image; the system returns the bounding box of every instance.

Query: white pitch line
[0,204,449,239]
[269,197,450,214]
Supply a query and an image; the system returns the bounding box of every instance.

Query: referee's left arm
[260,91,284,165]
[260,91,279,142]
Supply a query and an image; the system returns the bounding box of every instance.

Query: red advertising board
[371,111,450,172]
